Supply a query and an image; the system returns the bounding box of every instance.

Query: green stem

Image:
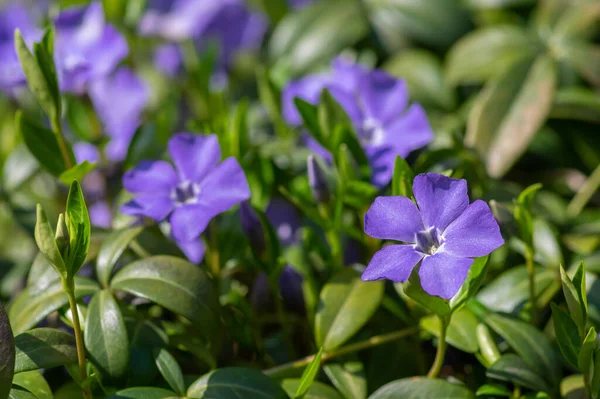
[584,372,592,399]
[427,315,449,378]
[64,279,91,399]
[51,119,73,170]
[209,220,220,279]
[567,162,600,219]
[264,326,419,378]
[525,247,536,324]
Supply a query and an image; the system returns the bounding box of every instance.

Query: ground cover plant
[0,0,600,398]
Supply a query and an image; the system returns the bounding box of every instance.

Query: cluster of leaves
[0,0,599,398]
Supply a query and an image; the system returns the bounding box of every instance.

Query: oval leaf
[108,387,178,399]
[487,354,550,393]
[369,377,474,399]
[14,328,77,374]
[187,367,288,399]
[0,303,15,399]
[153,348,185,396]
[323,361,367,399]
[96,226,144,288]
[11,371,52,399]
[281,379,343,399]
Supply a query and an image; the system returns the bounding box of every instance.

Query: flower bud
[54,213,70,256]
[239,201,266,255]
[307,154,329,203]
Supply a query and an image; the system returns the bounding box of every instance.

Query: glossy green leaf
[187,367,288,399]
[8,385,38,399]
[484,313,561,386]
[295,347,323,398]
[551,303,581,368]
[475,383,511,397]
[323,361,366,399]
[0,303,15,399]
[16,112,69,177]
[315,269,384,351]
[391,156,414,198]
[14,328,77,373]
[487,354,550,393]
[58,161,96,186]
[34,204,67,280]
[446,25,537,85]
[64,180,91,276]
[96,226,144,288]
[153,348,185,396]
[450,256,490,311]
[421,309,479,353]
[560,264,586,336]
[85,290,129,382]
[281,379,343,399]
[368,377,474,399]
[318,90,352,144]
[9,277,99,334]
[111,256,220,339]
[578,327,596,375]
[11,371,52,399]
[108,387,178,399]
[560,375,585,399]
[515,183,542,249]
[26,253,60,297]
[402,263,451,316]
[477,324,501,367]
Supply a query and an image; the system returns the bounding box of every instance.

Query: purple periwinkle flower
[153,43,183,77]
[89,67,149,162]
[54,2,128,93]
[363,173,504,299]
[121,133,251,245]
[283,57,434,187]
[0,4,42,92]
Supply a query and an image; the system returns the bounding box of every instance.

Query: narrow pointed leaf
[153,348,185,396]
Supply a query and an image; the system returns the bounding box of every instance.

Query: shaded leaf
[187,367,288,399]
[153,348,185,397]
[421,309,479,353]
[108,387,178,399]
[96,226,144,288]
[11,371,52,399]
[0,303,15,399]
[369,377,474,399]
[323,361,367,399]
[58,162,97,186]
[14,328,77,374]
[281,379,343,399]
[551,303,581,368]
[487,354,550,393]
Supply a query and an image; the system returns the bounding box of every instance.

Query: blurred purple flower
[363,173,504,299]
[283,57,434,187]
[0,4,42,92]
[54,2,128,93]
[153,43,182,76]
[174,237,206,264]
[89,67,149,162]
[289,0,313,8]
[121,133,250,243]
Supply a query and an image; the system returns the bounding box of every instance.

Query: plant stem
[427,315,449,378]
[263,326,419,378]
[51,119,73,170]
[567,162,600,219]
[209,220,220,279]
[525,247,536,324]
[64,279,91,399]
[584,372,592,399]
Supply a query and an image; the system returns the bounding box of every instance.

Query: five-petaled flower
[121,133,250,246]
[363,173,504,299]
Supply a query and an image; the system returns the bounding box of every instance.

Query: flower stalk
[426,315,449,378]
[525,247,536,324]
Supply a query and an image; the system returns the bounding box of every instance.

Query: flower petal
[121,194,174,221]
[362,244,423,282]
[282,74,331,125]
[442,200,504,257]
[174,237,206,264]
[196,157,251,215]
[413,173,469,231]
[169,204,213,242]
[383,103,433,158]
[360,70,408,125]
[419,252,473,300]
[364,196,424,242]
[123,160,178,194]
[168,133,221,183]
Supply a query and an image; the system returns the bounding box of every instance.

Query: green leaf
[487,354,550,393]
[449,256,490,311]
[318,90,352,145]
[34,204,67,280]
[111,256,220,340]
[268,0,367,75]
[560,264,587,336]
[592,348,600,394]
[323,361,366,399]
[16,112,70,177]
[8,277,99,334]
[84,290,129,382]
[295,347,323,398]
[59,161,97,186]
[153,348,185,396]
[368,377,474,399]
[484,313,561,386]
[463,0,534,9]
[578,327,597,375]
[446,25,537,85]
[560,375,586,399]
[187,367,288,399]
[96,226,144,288]
[12,371,52,399]
[551,303,581,368]
[485,55,556,178]
[281,380,343,399]
[315,269,384,351]
[0,303,15,399]
[384,49,455,110]
[475,383,511,397]
[14,328,77,373]
[401,263,451,316]
[64,180,91,276]
[8,385,38,399]
[550,87,600,123]
[554,1,600,39]
[108,387,178,399]
[14,29,61,124]
[560,42,600,87]
[476,324,501,367]
[421,309,479,353]
[294,98,323,147]
[391,156,414,198]
[515,183,543,249]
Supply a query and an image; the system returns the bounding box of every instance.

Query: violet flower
[54,2,128,93]
[89,67,149,162]
[363,173,504,299]
[283,57,433,187]
[0,4,42,92]
[121,133,251,245]
[153,43,183,77]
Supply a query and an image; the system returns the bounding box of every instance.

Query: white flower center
[171,180,201,206]
[360,117,385,147]
[277,223,293,242]
[414,227,444,256]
